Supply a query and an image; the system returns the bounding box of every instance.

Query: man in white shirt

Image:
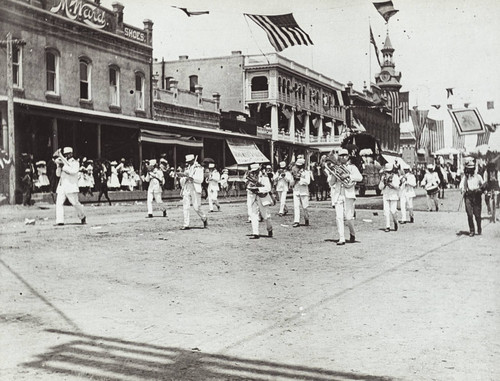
[399,164,417,224]
[246,163,273,239]
[145,159,167,218]
[179,154,207,230]
[292,158,311,227]
[327,149,363,245]
[460,158,484,236]
[273,161,292,216]
[207,163,221,212]
[379,163,401,232]
[55,147,86,225]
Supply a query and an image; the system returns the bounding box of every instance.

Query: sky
[101,0,500,148]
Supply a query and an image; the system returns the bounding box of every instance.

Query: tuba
[323,156,352,187]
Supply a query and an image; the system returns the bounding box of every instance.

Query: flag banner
[171,6,209,17]
[448,108,486,135]
[426,117,445,153]
[476,131,491,146]
[373,1,399,22]
[452,123,466,149]
[245,13,313,52]
[431,104,441,109]
[386,91,399,123]
[447,104,453,109]
[464,103,470,108]
[419,126,430,151]
[399,91,409,123]
[410,109,429,149]
[487,101,494,110]
[282,107,292,120]
[369,26,381,67]
[446,88,454,98]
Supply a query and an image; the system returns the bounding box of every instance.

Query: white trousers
[383,199,398,228]
[147,191,165,214]
[56,192,85,224]
[182,191,205,227]
[277,190,288,214]
[249,197,272,235]
[293,193,309,223]
[208,189,219,211]
[334,197,355,243]
[400,195,414,221]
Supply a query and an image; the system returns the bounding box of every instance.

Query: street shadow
[23,329,396,381]
[455,230,471,236]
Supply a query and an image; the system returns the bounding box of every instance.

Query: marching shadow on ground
[23,329,396,381]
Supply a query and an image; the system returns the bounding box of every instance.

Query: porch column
[304,112,310,143]
[271,103,279,141]
[0,104,7,150]
[317,116,324,142]
[51,118,58,152]
[96,124,102,159]
[289,107,295,143]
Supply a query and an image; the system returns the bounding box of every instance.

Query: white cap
[208,163,215,169]
[160,158,168,164]
[185,154,195,162]
[36,160,46,166]
[249,163,260,171]
[279,161,286,168]
[338,148,349,156]
[149,159,157,166]
[296,158,305,166]
[384,163,394,172]
[110,161,117,166]
[62,147,73,154]
[427,163,435,169]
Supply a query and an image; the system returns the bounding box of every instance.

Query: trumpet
[324,160,352,187]
[292,168,304,182]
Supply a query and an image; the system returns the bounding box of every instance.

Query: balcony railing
[154,88,218,112]
[251,90,269,100]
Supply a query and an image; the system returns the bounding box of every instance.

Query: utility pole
[1,33,25,204]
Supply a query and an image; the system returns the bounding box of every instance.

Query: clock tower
[374,33,402,92]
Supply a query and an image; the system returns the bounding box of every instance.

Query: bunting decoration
[410,109,429,149]
[431,105,441,109]
[386,90,399,123]
[448,108,486,135]
[399,91,409,123]
[370,25,381,67]
[452,123,466,149]
[171,6,209,17]
[373,1,399,22]
[245,13,313,52]
[487,101,494,110]
[476,131,490,146]
[446,88,454,98]
[426,117,445,153]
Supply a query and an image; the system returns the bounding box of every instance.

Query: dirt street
[1,189,499,381]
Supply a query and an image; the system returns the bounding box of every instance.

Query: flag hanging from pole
[426,117,445,153]
[386,91,399,123]
[245,13,313,52]
[446,88,454,98]
[171,6,209,17]
[373,1,399,22]
[410,109,429,149]
[369,26,381,67]
[452,124,465,149]
[399,91,409,123]
[476,131,490,146]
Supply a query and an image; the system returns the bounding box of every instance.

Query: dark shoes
[410,216,414,223]
[469,232,475,237]
[249,234,260,239]
[292,222,300,228]
[203,218,208,228]
[56,223,64,226]
[180,226,190,230]
[337,241,345,246]
[268,229,273,237]
[394,222,398,231]
[384,228,390,232]
[217,205,221,211]
[81,216,86,225]
[163,210,167,217]
[477,228,482,235]
[147,214,153,218]
[349,234,355,243]
[304,219,310,226]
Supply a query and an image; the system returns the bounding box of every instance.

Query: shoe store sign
[50,0,109,29]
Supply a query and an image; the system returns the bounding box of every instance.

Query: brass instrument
[246,171,263,193]
[292,167,304,182]
[323,159,352,187]
[382,173,395,188]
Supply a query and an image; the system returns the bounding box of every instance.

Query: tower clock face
[380,72,391,82]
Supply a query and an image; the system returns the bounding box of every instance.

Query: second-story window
[109,66,120,106]
[46,50,59,94]
[135,72,145,110]
[189,75,198,92]
[13,44,22,87]
[79,58,91,100]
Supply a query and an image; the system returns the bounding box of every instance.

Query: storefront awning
[227,138,269,165]
[140,129,203,147]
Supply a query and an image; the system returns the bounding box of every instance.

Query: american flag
[426,117,445,154]
[452,125,465,149]
[373,1,399,22]
[410,109,429,149]
[386,91,409,123]
[370,25,381,67]
[476,131,491,146]
[245,13,313,52]
[386,91,399,123]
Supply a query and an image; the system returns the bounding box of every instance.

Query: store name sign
[124,26,146,43]
[50,0,107,29]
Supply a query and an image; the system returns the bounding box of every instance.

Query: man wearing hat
[207,162,221,212]
[379,162,400,232]
[219,168,229,197]
[327,148,363,244]
[291,157,311,227]
[179,154,207,229]
[145,159,167,218]
[246,163,273,238]
[273,161,292,216]
[460,158,484,236]
[399,163,417,224]
[420,163,441,212]
[55,147,86,225]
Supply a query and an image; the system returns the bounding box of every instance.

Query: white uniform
[56,158,85,224]
[379,173,400,229]
[207,169,221,211]
[248,172,273,236]
[292,169,311,224]
[180,163,206,228]
[273,170,292,215]
[146,168,166,215]
[399,172,416,222]
[328,164,363,243]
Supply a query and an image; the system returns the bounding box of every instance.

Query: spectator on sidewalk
[21,168,33,206]
[460,158,484,237]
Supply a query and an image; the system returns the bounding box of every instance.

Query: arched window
[13,42,22,87]
[251,76,268,91]
[79,57,92,100]
[46,49,60,94]
[109,65,120,106]
[135,72,145,110]
[189,75,198,92]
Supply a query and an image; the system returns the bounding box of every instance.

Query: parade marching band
[46,146,498,241]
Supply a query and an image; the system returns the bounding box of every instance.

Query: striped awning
[140,129,203,147]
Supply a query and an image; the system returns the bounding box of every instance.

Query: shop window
[189,75,198,92]
[135,72,145,110]
[46,49,59,94]
[109,66,120,106]
[13,44,22,88]
[79,58,92,100]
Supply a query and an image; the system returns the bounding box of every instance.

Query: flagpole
[368,18,371,88]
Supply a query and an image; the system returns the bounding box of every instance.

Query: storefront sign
[124,26,146,43]
[50,0,108,29]
[227,139,269,165]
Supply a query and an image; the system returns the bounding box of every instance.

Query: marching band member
[379,163,400,232]
[179,154,207,230]
[291,158,311,227]
[145,159,167,218]
[34,160,50,192]
[55,147,86,225]
[273,161,292,216]
[207,163,221,212]
[219,168,229,197]
[399,164,416,224]
[327,148,363,245]
[460,158,484,237]
[421,163,440,212]
[246,163,273,239]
